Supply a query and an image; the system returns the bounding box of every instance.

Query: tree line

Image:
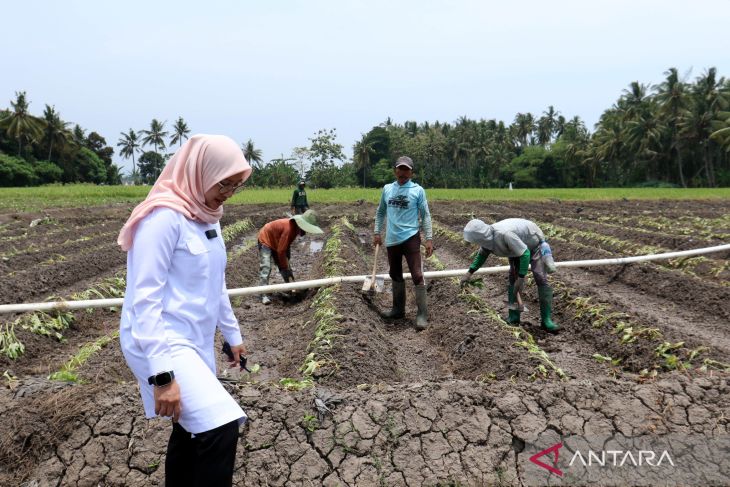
[352,67,730,188]
[117,117,191,184]
[242,129,357,189]
[0,92,121,186]
[0,91,196,187]
[244,67,730,189]
[2,66,729,188]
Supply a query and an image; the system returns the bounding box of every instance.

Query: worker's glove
[514,276,526,294]
[459,272,473,289]
[280,268,295,283]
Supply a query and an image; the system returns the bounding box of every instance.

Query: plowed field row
[0,200,728,486]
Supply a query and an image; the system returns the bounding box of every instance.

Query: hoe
[361,244,385,299]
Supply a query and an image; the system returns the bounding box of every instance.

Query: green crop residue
[280,219,348,390]
[222,218,253,243]
[0,323,25,360]
[540,221,728,283]
[49,331,119,382]
[428,250,565,380]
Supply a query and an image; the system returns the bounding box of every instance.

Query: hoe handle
[370,244,380,282]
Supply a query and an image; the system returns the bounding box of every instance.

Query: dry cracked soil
[0,199,728,486]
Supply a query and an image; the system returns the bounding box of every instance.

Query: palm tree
[353,139,374,187]
[242,139,263,166]
[536,117,552,147]
[0,91,43,156]
[538,106,559,145]
[117,129,142,183]
[42,104,72,162]
[626,107,663,180]
[140,119,168,156]
[614,82,656,183]
[451,140,471,183]
[512,113,535,148]
[619,82,649,120]
[486,143,513,184]
[170,117,190,148]
[687,67,728,186]
[655,68,690,187]
[710,111,730,148]
[73,125,87,146]
[593,111,625,184]
[554,115,567,139]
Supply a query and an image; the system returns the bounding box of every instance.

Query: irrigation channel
[0,200,728,486]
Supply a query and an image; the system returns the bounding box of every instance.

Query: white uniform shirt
[120,207,245,433]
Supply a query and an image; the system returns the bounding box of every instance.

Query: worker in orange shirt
[257,210,323,305]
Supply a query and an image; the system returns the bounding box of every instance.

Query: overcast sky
[2,0,728,173]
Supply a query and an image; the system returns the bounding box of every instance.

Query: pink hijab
[117,134,252,251]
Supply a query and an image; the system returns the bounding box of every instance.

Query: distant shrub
[0,153,38,186]
[33,160,64,184]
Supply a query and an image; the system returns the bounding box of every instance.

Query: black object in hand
[221,341,251,372]
[280,268,294,282]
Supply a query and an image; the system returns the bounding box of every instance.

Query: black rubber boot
[381,280,406,319]
[414,284,428,330]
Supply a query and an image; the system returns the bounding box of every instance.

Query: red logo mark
[529,442,563,477]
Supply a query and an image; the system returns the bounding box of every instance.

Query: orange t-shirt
[257,218,299,270]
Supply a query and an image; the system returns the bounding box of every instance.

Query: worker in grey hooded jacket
[460,218,559,332]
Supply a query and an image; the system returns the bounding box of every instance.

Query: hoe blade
[374,276,385,293]
[361,276,374,293]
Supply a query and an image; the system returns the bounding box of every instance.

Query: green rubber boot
[538,285,560,332]
[507,284,521,324]
[381,280,406,319]
[414,284,428,330]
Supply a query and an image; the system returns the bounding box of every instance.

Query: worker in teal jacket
[373,156,433,330]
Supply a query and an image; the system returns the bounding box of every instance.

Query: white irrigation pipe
[0,243,728,315]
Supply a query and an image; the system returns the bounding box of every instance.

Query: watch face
[155,371,173,386]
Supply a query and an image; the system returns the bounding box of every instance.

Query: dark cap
[395,156,413,170]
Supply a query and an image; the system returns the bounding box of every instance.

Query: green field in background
[0,184,728,211]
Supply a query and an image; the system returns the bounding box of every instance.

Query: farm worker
[373,156,433,330]
[460,218,560,332]
[257,209,323,305]
[117,135,251,486]
[290,180,309,215]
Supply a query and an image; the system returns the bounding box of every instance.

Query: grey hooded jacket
[463,218,545,258]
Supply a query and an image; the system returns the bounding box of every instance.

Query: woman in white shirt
[117,134,251,486]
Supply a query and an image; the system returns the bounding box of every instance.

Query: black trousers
[386,233,424,285]
[165,419,240,487]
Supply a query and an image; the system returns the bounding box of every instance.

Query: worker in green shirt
[290,180,309,215]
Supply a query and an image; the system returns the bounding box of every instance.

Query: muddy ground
[0,200,728,486]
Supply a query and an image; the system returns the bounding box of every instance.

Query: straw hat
[292,209,323,234]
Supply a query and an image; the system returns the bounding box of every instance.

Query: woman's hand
[228,343,247,369]
[154,380,181,422]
